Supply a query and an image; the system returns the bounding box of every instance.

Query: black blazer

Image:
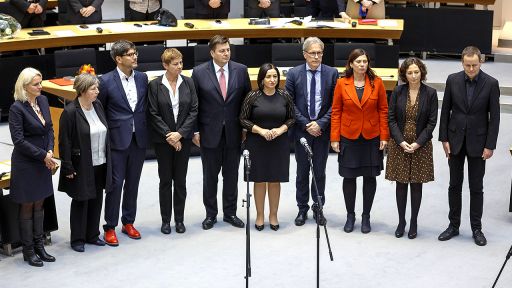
[192,60,252,149]
[58,0,103,25]
[194,0,230,17]
[388,83,438,146]
[58,99,112,201]
[8,0,47,23]
[147,74,198,142]
[439,70,500,157]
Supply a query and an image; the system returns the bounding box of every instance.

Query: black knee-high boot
[20,219,43,267]
[395,182,408,238]
[33,210,56,262]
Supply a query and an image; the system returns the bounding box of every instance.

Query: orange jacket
[330,75,389,141]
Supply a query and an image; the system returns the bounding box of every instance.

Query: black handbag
[155,8,177,27]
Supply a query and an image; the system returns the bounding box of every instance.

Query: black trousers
[447,141,486,231]
[70,164,106,245]
[154,141,192,223]
[201,129,241,218]
[125,8,159,21]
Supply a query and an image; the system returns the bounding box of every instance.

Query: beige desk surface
[0,19,404,52]
[0,160,9,190]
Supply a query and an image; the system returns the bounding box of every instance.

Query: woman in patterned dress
[385,57,438,239]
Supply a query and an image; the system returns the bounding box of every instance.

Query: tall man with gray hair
[98,40,148,246]
[285,37,338,226]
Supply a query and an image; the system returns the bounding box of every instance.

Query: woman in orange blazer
[330,48,389,234]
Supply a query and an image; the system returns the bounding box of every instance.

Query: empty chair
[334,43,376,67]
[54,48,97,78]
[136,45,166,72]
[271,43,304,68]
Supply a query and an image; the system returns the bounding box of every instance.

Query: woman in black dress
[58,73,111,252]
[9,67,57,267]
[240,63,295,231]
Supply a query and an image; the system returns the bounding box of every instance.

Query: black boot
[361,214,371,234]
[20,219,43,267]
[33,210,55,262]
[343,213,355,233]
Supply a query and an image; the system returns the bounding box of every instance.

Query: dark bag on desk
[155,9,177,27]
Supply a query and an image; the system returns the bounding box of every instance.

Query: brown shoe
[104,229,119,247]
[122,224,141,239]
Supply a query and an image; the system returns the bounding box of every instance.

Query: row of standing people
[8,36,500,267]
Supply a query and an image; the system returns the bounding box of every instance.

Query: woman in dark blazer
[58,0,104,25]
[330,48,389,234]
[148,48,198,235]
[9,67,57,267]
[8,0,47,28]
[385,57,438,239]
[58,73,111,252]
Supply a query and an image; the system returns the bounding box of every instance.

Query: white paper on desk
[0,161,11,174]
[106,23,134,33]
[306,21,350,29]
[378,20,398,27]
[54,30,76,37]
[145,70,166,79]
[211,21,230,28]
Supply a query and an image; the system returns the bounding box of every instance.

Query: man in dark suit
[246,0,280,18]
[98,40,148,246]
[285,37,338,226]
[306,0,346,19]
[438,46,500,246]
[192,35,251,230]
[58,0,103,25]
[195,0,230,19]
[8,0,47,28]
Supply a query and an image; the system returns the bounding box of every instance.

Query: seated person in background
[125,0,161,21]
[195,0,230,19]
[58,0,104,25]
[247,0,280,18]
[306,0,346,20]
[8,0,47,28]
[341,0,386,22]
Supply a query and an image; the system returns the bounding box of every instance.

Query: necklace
[30,101,41,115]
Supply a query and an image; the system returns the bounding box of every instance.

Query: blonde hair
[14,67,42,102]
[161,48,183,64]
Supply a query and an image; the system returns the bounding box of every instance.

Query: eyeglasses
[305,51,323,57]
[122,51,139,58]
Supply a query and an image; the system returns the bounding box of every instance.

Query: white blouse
[82,107,107,166]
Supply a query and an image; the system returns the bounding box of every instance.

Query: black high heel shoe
[255,224,264,231]
[395,221,406,238]
[408,222,417,239]
[270,224,279,231]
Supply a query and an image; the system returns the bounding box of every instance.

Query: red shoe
[122,224,141,239]
[104,229,119,247]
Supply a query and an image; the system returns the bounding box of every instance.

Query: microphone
[243,150,251,170]
[299,137,313,157]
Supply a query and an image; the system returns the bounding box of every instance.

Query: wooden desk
[43,68,397,158]
[0,19,404,52]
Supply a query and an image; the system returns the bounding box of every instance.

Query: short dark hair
[110,40,136,61]
[461,46,482,62]
[398,57,427,83]
[257,63,280,91]
[74,73,99,96]
[208,35,230,51]
[343,48,377,86]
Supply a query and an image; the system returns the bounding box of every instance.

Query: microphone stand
[306,150,334,288]
[242,157,252,288]
[491,245,512,288]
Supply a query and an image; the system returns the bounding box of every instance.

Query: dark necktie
[309,70,317,119]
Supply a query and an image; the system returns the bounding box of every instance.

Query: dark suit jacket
[309,0,345,19]
[8,0,48,24]
[388,83,438,146]
[247,0,279,18]
[98,69,148,150]
[147,74,198,142]
[58,99,112,201]
[58,0,103,25]
[9,96,54,203]
[192,60,251,149]
[285,63,338,139]
[195,0,230,18]
[439,70,500,157]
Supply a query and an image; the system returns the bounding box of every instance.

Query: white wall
[101,0,243,21]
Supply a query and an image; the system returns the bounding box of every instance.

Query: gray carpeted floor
[0,60,511,288]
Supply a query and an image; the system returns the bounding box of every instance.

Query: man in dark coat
[438,46,500,247]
